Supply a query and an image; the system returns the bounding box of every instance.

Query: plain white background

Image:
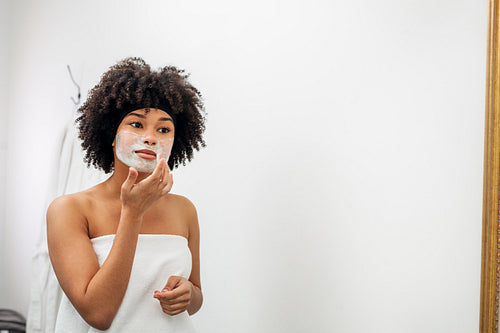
[0,0,487,332]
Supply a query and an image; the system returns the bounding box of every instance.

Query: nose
[142,131,157,146]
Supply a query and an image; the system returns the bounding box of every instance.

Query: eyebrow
[126,112,173,122]
[159,117,174,122]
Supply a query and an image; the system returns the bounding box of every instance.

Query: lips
[135,149,157,160]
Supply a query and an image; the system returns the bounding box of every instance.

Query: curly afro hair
[76,57,206,173]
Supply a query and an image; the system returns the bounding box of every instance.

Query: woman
[47,57,205,332]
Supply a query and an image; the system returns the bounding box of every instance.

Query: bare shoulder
[167,193,197,216]
[48,190,93,218]
[47,189,97,235]
[166,193,199,237]
[48,193,81,219]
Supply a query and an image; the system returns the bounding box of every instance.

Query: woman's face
[113,108,175,173]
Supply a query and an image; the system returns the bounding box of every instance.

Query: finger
[159,282,190,300]
[121,167,138,192]
[159,291,190,304]
[161,301,189,313]
[143,153,164,184]
[161,161,170,184]
[161,173,174,195]
[157,153,165,182]
[157,286,189,301]
[154,152,165,175]
[153,153,165,179]
[160,300,189,313]
[164,275,182,292]
[159,296,190,306]
[162,307,187,316]
[168,309,186,316]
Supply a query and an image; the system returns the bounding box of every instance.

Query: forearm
[187,284,203,315]
[78,209,142,328]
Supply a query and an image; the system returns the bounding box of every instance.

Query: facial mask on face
[115,130,174,173]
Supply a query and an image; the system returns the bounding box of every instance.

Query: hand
[153,276,193,316]
[120,153,173,217]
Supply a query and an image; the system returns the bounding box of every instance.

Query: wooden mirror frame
[481,0,500,332]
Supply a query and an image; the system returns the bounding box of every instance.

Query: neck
[104,160,151,195]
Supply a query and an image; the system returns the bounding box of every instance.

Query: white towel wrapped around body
[55,234,196,333]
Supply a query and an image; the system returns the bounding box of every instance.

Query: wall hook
[67,65,81,106]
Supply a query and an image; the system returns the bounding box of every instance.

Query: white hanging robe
[27,113,107,333]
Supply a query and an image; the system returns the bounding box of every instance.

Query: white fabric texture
[54,234,195,333]
[27,114,107,332]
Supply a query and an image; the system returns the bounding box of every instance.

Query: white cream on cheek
[115,130,174,173]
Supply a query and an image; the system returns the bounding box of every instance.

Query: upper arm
[182,197,201,290]
[47,195,100,307]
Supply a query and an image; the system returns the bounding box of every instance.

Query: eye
[158,127,170,134]
[129,122,142,128]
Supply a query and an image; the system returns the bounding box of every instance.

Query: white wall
[0,0,11,308]
[1,0,487,332]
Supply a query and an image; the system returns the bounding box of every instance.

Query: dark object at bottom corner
[0,309,26,333]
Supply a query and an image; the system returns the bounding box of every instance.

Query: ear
[112,138,116,147]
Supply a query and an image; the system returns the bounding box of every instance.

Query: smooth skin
[47,109,203,330]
